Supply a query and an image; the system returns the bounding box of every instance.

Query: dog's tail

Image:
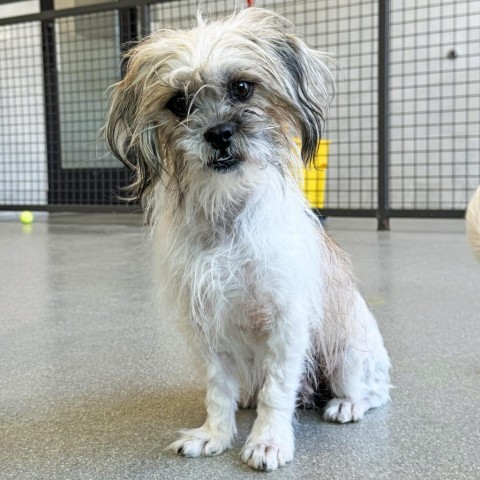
[466,186,480,260]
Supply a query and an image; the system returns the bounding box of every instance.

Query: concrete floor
[0,213,479,480]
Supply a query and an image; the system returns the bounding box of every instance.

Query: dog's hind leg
[322,293,391,423]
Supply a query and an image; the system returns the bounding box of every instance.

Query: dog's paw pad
[323,398,369,423]
[241,441,293,471]
[167,428,230,457]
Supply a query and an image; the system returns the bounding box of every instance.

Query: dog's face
[104,8,333,205]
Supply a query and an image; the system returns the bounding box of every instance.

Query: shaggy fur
[104,7,391,472]
[466,186,480,260]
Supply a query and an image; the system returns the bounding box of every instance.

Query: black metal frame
[0,0,474,225]
[377,0,391,231]
[40,0,61,205]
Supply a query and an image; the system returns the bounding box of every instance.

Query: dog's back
[466,186,480,260]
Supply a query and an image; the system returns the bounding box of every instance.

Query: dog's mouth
[208,154,242,173]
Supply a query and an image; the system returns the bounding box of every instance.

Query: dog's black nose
[204,123,235,150]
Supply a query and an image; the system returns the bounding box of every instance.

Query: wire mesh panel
[272,0,379,211]
[151,0,233,26]
[56,12,120,170]
[0,8,135,209]
[0,0,478,216]
[0,21,47,206]
[151,0,379,211]
[47,9,132,205]
[390,0,480,210]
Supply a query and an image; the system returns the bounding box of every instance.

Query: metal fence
[0,0,478,228]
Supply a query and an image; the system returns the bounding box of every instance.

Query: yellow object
[20,211,34,225]
[295,139,330,208]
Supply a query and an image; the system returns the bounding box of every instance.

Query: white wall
[0,0,39,18]
[389,0,480,209]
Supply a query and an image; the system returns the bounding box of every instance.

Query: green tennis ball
[20,211,34,225]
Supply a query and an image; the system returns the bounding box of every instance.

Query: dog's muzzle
[209,155,242,172]
[205,122,242,172]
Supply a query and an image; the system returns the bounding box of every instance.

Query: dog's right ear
[272,35,334,167]
[236,7,335,167]
[103,48,164,202]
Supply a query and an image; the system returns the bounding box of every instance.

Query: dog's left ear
[273,35,334,166]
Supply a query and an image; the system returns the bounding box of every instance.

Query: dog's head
[104,7,334,206]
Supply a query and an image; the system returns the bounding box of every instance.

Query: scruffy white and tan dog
[466,187,480,260]
[104,7,391,471]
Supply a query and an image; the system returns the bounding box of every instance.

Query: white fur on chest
[152,182,324,359]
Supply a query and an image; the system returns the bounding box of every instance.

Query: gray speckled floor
[1,214,479,480]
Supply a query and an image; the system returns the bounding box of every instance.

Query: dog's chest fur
[154,188,323,354]
[180,212,287,338]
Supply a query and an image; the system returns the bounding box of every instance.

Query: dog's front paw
[323,398,370,423]
[167,427,232,457]
[241,439,294,471]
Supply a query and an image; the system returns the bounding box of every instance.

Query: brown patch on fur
[242,261,286,336]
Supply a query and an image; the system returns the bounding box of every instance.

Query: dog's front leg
[241,321,308,471]
[168,353,239,457]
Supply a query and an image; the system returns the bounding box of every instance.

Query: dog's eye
[230,81,254,101]
[166,93,190,118]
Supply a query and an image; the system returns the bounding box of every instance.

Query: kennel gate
[0,0,478,230]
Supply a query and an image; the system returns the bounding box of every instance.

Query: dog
[104,7,391,471]
[466,187,480,260]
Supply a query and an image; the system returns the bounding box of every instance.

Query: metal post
[378,0,390,231]
[118,7,139,77]
[40,0,61,204]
